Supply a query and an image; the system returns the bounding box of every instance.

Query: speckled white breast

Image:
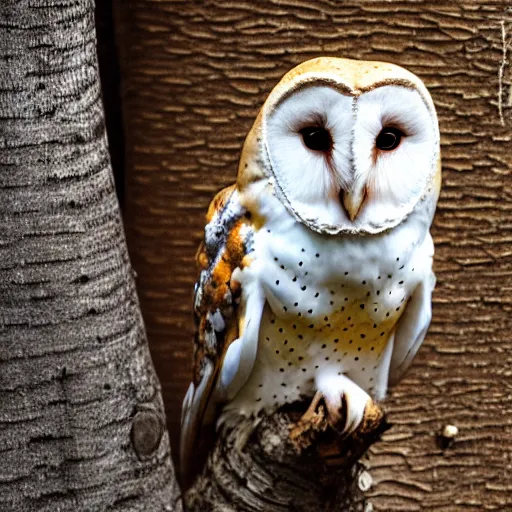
[225,190,434,417]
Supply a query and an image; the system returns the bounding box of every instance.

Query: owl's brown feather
[181,184,253,487]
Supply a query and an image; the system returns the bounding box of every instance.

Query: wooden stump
[185,399,388,511]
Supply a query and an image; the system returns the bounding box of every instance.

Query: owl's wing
[388,249,435,387]
[180,184,264,487]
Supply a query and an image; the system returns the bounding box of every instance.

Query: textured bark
[115,1,512,510]
[0,1,180,511]
[185,401,388,511]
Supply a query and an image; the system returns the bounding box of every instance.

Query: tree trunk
[0,1,181,510]
[115,0,512,510]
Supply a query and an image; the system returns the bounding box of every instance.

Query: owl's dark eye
[376,127,403,151]
[299,126,332,152]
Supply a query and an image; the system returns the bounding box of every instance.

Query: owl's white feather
[352,86,439,229]
[217,264,266,398]
[389,264,436,386]
[264,83,439,235]
[266,86,353,205]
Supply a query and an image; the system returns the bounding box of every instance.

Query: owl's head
[238,57,441,235]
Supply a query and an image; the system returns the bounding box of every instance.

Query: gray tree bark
[0,1,181,510]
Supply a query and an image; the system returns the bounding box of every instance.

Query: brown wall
[115,1,512,509]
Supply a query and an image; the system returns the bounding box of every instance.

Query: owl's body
[181,57,441,486]
[223,183,435,422]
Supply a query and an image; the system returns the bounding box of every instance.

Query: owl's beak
[340,188,365,222]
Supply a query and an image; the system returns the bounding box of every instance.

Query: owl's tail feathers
[180,382,198,488]
[180,362,217,490]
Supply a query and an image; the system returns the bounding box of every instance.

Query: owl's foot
[289,391,327,446]
[316,373,372,435]
[289,391,324,435]
[289,378,388,465]
[289,377,371,443]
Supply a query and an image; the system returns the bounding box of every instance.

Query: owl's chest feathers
[255,235,413,369]
[251,203,426,327]
[224,191,433,415]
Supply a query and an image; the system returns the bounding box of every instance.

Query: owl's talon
[300,390,324,422]
[324,393,349,433]
[289,391,327,443]
[316,373,371,436]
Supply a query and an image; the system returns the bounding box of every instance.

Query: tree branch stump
[185,398,388,511]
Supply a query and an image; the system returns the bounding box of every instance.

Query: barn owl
[180,57,441,485]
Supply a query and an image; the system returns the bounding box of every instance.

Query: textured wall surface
[115,1,512,510]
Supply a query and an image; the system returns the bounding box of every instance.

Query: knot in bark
[131,406,165,459]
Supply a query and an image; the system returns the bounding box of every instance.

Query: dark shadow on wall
[95,0,125,210]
